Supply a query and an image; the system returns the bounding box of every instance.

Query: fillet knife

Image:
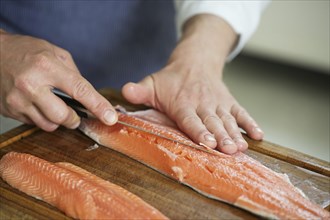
[52,88,219,155]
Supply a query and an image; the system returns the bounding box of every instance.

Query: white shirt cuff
[175,0,270,61]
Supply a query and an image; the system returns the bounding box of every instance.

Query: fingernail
[204,134,216,142]
[220,140,237,154]
[103,109,117,125]
[234,138,248,150]
[223,139,234,146]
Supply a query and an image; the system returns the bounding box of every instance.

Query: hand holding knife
[52,88,95,119]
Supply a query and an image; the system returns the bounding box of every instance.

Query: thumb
[122,76,155,106]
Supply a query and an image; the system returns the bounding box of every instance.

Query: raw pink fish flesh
[79,108,330,219]
[0,151,168,219]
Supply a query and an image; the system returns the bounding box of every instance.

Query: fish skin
[0,152,168,220]
[79,109,330,220]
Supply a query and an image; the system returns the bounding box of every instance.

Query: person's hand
[0,30,117,131]
[122,15,264,154]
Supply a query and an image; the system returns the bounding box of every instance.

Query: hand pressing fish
[0,152,168,220]
[79,108,330,219]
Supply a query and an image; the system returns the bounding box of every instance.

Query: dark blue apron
[0,0,177,89]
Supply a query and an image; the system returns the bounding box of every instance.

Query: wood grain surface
[0,88,329,219]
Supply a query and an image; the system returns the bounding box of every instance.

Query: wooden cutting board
[1,88,329,219]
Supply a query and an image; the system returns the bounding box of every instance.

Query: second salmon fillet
[0,151,168,219]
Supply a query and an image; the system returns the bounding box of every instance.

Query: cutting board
[1,88,329,219]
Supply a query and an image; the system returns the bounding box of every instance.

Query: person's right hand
[0,30,118,131]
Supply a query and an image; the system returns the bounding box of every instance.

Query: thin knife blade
[53,88,219,155]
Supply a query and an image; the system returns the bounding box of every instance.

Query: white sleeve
[174,0,270,61]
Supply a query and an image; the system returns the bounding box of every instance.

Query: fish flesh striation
[0,151,168,219]
[79,108,330,219]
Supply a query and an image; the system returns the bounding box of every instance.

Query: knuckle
[241,114,255,125]
[221,114,235,122]
[14,75,31,93]
[58,48,73,61]
[237,108,249,119]
[232,105,256,126]
[181,114,197,127]
[31,51,53,72]
[232,134,244,141]
[5,93,18,108]
[229,131,242,139]
[202,115,219,125]
[214,131,229,140]
[60,48,71,57]
[89,100,108,113]
[172,106,205,137]
[180,115,207,139]
[72,78,93,100]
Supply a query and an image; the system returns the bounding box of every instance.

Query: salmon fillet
[0,151,168,220]
[79,108,330,219]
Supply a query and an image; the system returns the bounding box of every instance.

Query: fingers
[231,104,264,140]
[4,87,81,131]
[196,110,237,154]
[0,33,116,130]
[32,46,117,126]
[2,90,58,131]
[24,106,59,132]
[216,108,248,152]
[122,75,259,155]
[122,77,155,107]
[198,104,262,154]
[56,71,117,125]
[172,106,218,149]
[51,47,117,126]
[32,87,81,129]
[173,103,261,155]
[122,82,150,105]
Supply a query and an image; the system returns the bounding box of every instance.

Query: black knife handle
[52,88,89,118]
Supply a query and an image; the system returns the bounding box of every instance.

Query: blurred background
[1,1,329,161]
[224,0,329,161]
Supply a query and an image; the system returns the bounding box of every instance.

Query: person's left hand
[122,15,264,154]
[122,62,263,155]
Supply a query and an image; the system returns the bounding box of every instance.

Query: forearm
[168,14,238,76]
[182,14,238,58]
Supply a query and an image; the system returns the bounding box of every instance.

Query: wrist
[167,14,237,74]
[182,14,237,54]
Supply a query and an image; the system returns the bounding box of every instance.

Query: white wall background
[243,0,330,73]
